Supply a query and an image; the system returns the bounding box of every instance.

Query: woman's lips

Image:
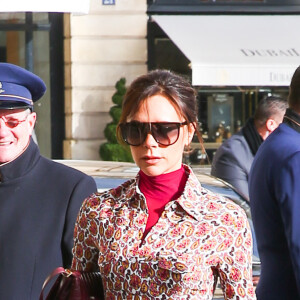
[142,155,161,164]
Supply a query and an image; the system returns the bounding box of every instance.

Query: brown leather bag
[39,267,104,300]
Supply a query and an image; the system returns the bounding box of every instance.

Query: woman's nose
[143,132,158,147]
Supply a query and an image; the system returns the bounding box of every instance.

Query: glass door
[0,12,64,158]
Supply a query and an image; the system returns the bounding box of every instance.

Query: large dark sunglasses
[120,121,188,146]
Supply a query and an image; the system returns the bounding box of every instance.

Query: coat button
[172,203,177,209]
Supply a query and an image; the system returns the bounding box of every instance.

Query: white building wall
[63,0,147,159]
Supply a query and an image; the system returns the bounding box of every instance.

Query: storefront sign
[152,15,300,86]
[193,65,295,86]
[241,48,300,57]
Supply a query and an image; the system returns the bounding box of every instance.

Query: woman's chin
[139,163,181,177]
[140,166,163,177]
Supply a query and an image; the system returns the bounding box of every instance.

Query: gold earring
[184,144,191,153]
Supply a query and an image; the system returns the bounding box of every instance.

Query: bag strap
[39,267,72,300]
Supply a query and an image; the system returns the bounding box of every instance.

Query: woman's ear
[186,122,196,145]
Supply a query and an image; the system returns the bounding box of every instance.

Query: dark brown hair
[288,65,300,111]
[254,95,288,127]
[117,69,199,143]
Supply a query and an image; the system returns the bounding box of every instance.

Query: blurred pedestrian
[249,66,300,299]
[72,69,255,299]
[0,63,97,300]
[211,96,287,200]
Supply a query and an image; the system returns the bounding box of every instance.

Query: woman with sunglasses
[71,70,255,299]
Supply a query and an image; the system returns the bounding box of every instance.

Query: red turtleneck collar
[138,165,187,238]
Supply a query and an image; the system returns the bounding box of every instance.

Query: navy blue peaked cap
[0,63,46,109]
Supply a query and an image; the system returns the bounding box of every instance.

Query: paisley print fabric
[72,165,255,299]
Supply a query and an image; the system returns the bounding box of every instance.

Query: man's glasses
[119,121,188,146]
[0,115,28,128]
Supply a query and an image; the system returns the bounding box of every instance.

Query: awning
[0,0,89,14]
[152,15,300,86]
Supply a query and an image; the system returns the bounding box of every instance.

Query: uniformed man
[0,63,97,300]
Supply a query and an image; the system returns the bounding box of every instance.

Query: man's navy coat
[0,139,97,300]
[249,123,300,299]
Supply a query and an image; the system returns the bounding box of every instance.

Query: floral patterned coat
[72,165,255,299]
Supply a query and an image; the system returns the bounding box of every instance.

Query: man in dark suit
[211,96,287,201]
[0,63,97,300]
[249,66,300,299]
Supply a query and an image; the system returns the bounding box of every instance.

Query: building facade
[63,0,148,159]
[147,0,300,161]
[0,0,299,161]
[0,0,148,160]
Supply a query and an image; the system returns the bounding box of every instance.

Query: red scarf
[138,166,187,238]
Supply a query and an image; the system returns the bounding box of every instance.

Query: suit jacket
[249,123,300,300]
[211,130,253,200]
[0,138,97,300]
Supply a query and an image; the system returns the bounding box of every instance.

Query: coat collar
[175,164,208,221]
[0,137,40,182]
[115,164,207,222]
[283,108,300,134]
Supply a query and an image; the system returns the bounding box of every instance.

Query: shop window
[148,19,289,163]
[154,38,191,77]
[0,12,64,158]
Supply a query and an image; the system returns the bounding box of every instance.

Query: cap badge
[0,82,5,93]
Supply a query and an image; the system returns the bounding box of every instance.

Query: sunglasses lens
[121,122,145,146]
[152,123,179,145]
[6,120,19,128]
[121,122,182,146]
